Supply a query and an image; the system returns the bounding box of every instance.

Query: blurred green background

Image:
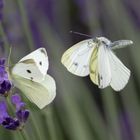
[0,0,140,140]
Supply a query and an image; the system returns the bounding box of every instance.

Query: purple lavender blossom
[0,94,30,130]
[11,94,25,110]
[0,58,12,96]
[11,94,30,128]
[16,109,29,123]
[0,101,9,124]
[12,94,30,125]
[0,101,20,130]
[2,117,20,130]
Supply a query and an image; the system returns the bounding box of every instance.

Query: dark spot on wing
[40,49,47,56]
[27,70,31,73]
[100,76,103,80]
[73,62,78,66]
[30,77,33,80]
[39,61,42,65]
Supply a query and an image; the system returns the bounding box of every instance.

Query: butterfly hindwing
[108,50,130,91]
[12,74,56,109]
[61,39,95,76]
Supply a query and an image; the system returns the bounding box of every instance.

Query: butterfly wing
[12,74,56,109]
[20,48,49,75]
[97,45,111,88]
[89,47,99,85]
[61,39,95,76]
[108,50,130,91]
[89,45,111,88]
[12,48,49,82]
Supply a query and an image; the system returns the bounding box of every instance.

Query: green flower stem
[0,23,13,66]
[15,0,34,51]
[19,129,29,140]
[6,94,15,116]
[0,23,10,55]
[29,111,43,140]
[44,107,65,140]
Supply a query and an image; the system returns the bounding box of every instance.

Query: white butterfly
[61,37,133,91]
[10,48,56,109]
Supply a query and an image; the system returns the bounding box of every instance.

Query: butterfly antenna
[70,31,92,38]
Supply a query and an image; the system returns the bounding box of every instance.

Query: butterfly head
[97,37,111,47]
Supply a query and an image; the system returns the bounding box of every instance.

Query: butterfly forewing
[61,39,95,76]
[12,60,45,82]
[12,48,49,82]
[20,48,49,75]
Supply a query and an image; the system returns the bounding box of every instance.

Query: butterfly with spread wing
[61,37,133,91]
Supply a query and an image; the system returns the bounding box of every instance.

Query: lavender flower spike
[11,94,29,125]
[11,94,30,129]
[0,58,12,96]
[0,101,20,130]
[0,94,30,131]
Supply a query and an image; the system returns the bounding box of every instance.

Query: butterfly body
[61,37,133,91]
[10,48,56,109]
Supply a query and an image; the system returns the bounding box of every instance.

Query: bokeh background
[0,0,140,140]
